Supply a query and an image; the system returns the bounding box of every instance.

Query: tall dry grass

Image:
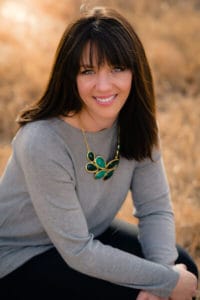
[0,0,199,293]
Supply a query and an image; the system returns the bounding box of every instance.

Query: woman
[0,6,198,300]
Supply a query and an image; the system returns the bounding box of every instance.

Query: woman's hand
[136,263,198,300]
[136,291,168,300]
[170,264,197,300]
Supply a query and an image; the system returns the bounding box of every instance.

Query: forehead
[79,40,116,68]
[80,43,93,61]
[80,42,101,65]
[78,35,133,70]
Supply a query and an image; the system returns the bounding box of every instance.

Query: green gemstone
[104,170,114,180]
[87,151,95,161]
[86,163,97,172]
[95,156,106,168]
[95,170,107,179]
[107,159,119,170]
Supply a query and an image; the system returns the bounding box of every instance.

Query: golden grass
[0,0,199,295]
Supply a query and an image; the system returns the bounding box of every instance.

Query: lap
[0,220,141,299]
[0,219,198,300]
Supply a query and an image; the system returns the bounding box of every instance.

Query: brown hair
[17,6,158,160]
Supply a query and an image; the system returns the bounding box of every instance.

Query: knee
[175,245,199,279]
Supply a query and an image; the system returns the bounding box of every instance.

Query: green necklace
[81,128,120,180]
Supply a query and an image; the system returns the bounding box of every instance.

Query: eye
[82,69,94,75]
[112,66,126,73]
[79,67,95,75]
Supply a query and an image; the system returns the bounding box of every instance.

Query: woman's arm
[131,149,198,299]
[131,149,178,265]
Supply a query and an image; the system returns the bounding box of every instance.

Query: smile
[94,95,117,105]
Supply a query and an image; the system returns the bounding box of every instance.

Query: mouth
[94,95,117,105]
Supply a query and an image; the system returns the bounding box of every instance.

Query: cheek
[76,78,92,97]
[76,80,86,98]
[76,77,82,93]
[122,73,132,92]
[123,79,132,95]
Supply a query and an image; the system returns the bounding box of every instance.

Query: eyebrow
[79,64,94,68]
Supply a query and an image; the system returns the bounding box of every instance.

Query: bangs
[79,29,134,69]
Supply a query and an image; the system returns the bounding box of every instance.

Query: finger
[174,263,187,270]
[136,291,147,300]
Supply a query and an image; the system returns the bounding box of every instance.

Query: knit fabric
[0,118,179,297]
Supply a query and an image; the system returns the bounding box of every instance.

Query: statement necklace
[81,128,120,180]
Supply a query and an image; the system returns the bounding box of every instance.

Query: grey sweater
[0,118,179,297]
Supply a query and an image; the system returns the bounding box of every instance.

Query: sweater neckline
[53,117,117,138]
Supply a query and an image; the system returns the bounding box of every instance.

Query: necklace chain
[81,128,120,180]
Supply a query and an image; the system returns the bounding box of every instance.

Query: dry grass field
[0,0,200,296]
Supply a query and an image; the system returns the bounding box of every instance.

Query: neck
[78,112,116,133]
[60,113,117,133]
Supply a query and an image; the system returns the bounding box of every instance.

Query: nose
[95,70,112,92]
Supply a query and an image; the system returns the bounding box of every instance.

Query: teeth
[95,95,115,103]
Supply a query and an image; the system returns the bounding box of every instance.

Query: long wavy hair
[17,6,158,160]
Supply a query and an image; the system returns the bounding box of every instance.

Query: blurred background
[0,0,199,288]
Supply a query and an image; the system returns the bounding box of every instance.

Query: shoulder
[12,119,67,161]
[12,119,76,176]
[135,146,162,169]
[14,119,63,147]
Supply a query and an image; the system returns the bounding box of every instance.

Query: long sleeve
[131,149,178,265]
[13,121,179,297]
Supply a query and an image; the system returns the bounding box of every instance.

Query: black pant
[0,219,198,300]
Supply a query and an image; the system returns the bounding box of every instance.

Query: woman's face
[76,43,132,131]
